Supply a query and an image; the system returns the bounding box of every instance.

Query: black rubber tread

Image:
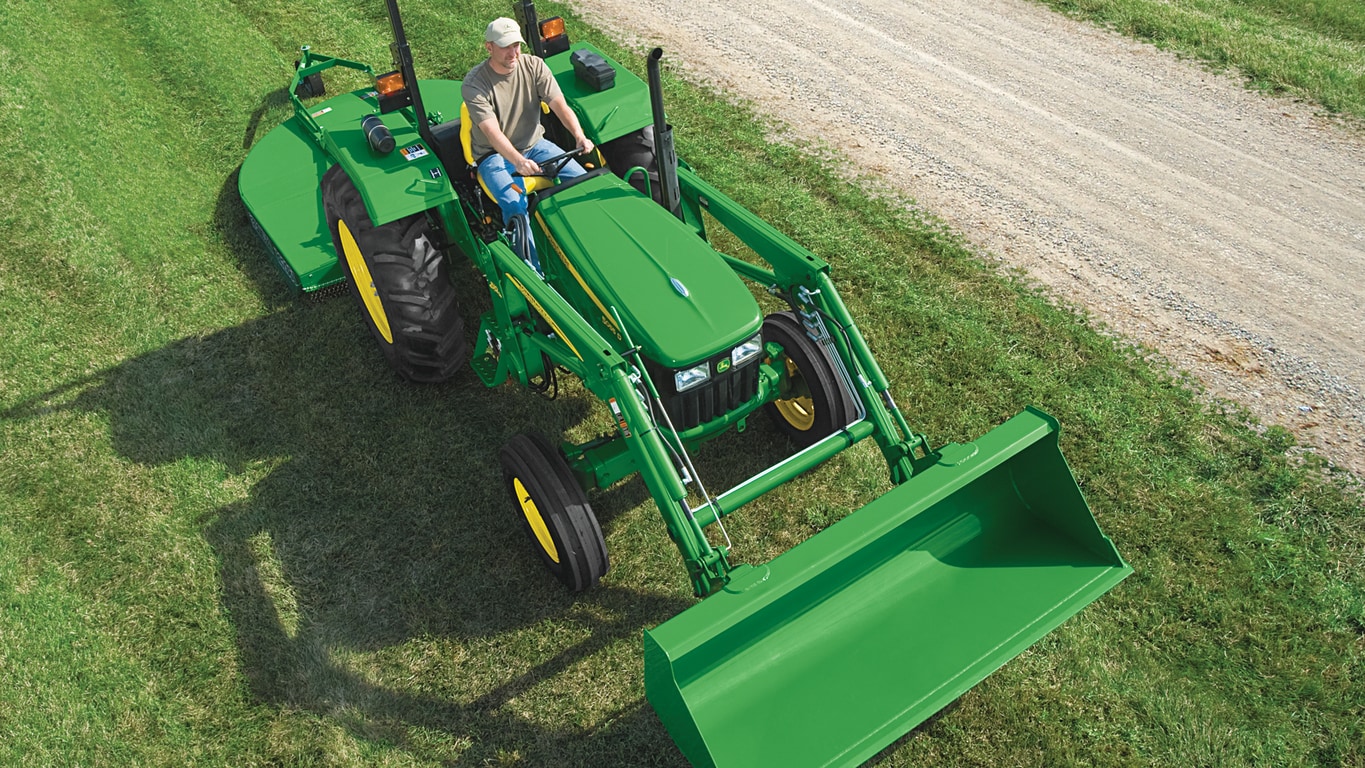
[499,432,609,592]
[600,127,661,202]
[761,311,858,448]
[295,72,324,99]
[321,164,467,382]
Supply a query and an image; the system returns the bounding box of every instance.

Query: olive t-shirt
[461,55,562,161]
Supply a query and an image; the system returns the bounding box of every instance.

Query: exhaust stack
[647,48,682,220]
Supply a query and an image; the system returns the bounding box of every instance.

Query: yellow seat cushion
[460,102,554,200]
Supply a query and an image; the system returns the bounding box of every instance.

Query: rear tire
[500,433,609,592]
[600,127,661,202]
[322,164,467,382]
[762,311,857,448]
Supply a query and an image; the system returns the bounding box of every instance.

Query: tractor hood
[533,173,761,368]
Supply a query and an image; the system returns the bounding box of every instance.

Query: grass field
[1,0,1362,766]
[1036,0,1365,120]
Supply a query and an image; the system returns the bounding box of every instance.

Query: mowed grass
[1,0,1361,766]
[1036,0,1365,119]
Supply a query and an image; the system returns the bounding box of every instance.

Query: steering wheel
[532,147,584,178]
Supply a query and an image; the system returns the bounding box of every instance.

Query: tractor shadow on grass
[241,86,292,152]
[11,305,694,765]
[5,165,834,765]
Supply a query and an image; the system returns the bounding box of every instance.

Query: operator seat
[459,102,556,201]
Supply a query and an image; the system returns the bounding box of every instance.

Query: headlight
[731,334,763,367]
[674,363,710,392]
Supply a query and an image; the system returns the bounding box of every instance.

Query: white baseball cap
[485,18,525,48]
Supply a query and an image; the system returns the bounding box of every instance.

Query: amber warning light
[539,16,570,56]
[376,71,405,95]
[539,17,565,40]
[375,70,412,113]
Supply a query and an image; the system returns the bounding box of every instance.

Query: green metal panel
[239,109,343,293]
[319,80,459,226]
[644,407,1131,768]
[545,42,653,144]
[535,173,762,367]
[239,79,466,292]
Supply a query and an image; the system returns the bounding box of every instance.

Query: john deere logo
[716,359,732,374]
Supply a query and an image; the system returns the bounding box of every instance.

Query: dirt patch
[567,0,1365,477]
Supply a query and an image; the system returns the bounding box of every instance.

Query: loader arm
[482,245,736,594]
[676,166,931,483]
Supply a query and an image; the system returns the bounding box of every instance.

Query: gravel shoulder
[568,0,1365,477]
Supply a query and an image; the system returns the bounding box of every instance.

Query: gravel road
[566,0,1365,477]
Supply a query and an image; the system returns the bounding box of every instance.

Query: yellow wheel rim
[513,477,559,563]
[774,358,816,432]
[338,219,393,344]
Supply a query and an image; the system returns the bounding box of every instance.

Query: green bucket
[644,407,1131,768]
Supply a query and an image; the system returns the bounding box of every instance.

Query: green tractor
[239,2,1131,765]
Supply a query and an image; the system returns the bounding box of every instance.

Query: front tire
[322,164,467,382]
[762,311,857,448]
[499,433,609,592]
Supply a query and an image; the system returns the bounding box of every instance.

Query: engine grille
[648,351,762,432]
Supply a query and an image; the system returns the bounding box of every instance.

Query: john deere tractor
[239,2,1131,765]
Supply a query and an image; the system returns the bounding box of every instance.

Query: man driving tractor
[462,17,595,225]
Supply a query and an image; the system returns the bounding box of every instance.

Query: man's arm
[477,117,544,176]
[547,95,594,156]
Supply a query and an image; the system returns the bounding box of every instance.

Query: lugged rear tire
[321,164,467,382]
[499,433,609,592]
[600,126,661,202]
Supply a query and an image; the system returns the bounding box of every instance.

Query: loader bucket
[644,407,1130,768]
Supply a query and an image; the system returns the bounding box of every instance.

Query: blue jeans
[477,138,586,222]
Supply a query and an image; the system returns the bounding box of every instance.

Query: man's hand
[575,135,595,155]
[513,156,542,176]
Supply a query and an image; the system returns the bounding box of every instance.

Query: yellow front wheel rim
[513,477,560,563]
[774,358,816,431]
[338,219,393,344]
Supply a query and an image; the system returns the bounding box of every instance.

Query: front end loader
[238,3,1132,765]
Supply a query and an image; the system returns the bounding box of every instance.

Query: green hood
[534,174,761,368]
